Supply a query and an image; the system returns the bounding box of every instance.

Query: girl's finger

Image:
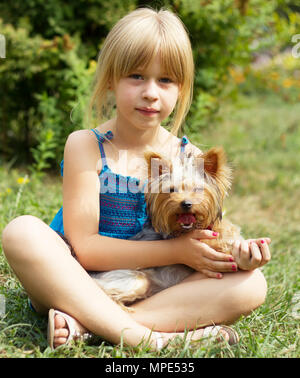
[201,269,223,279]
[231,240,241,262]
[199,242,234,262]
[192,229,219,240]
[239,240,251,265]
[202,256,237,273]
[247,237,271,245]
[258,239,271,266]
[249,242,262,267]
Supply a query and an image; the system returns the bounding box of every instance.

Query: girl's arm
[62,130,176,271]
[62,130,233,274]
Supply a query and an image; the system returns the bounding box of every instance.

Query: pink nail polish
[261,240,265,244]
[217,273,222,279]
[213,232,218,237]
[229,257,234,262]
[232,265,237,271]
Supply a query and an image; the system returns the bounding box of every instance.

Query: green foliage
[0,0,298,171]
[178,0,292,131]
[0,18,93,170]
[0,0,137,171]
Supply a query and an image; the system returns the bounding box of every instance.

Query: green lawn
[0,93,299,357]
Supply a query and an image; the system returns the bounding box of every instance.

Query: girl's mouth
[136,108,159,116]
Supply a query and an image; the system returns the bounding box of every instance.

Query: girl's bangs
[113,31,185,84]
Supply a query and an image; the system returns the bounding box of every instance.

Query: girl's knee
[226,269,267,317]
[2,215,43,260]
[246,268,267,306]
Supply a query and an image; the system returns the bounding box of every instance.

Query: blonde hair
[87,7,194,135]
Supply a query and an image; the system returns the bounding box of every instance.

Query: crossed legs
[1,215,267,349]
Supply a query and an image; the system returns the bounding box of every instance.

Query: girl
[2,7,271,351]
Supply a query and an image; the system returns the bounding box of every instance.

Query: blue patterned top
[49,129,189,239]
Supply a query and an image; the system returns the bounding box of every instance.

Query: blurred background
[0,0,300,172]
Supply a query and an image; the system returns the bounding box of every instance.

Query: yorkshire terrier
[89,147,241,308]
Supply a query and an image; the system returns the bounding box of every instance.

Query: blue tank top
[49,129,189,239]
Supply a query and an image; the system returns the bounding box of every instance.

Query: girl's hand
[232,238,271,271]
[174,229,237,279]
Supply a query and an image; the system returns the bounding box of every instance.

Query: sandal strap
[53,310,91,344]
[153,331,164,350]
[202,326,222,338]
[202,325,239,345]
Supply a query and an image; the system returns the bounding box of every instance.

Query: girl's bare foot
[53,313,70,347]
[48,310,90,349]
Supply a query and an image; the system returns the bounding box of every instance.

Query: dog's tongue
[177,213,196,225]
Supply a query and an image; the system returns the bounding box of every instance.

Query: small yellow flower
[6,188,12,194]
[282,78,294,88]
[17,176,30,185]
[270,71,279,80]
[228,67,245,84]
[87,60,97,74]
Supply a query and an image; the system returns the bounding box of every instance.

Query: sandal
[202,325,239,345]
[152,325,239,351]
[47,308,92,349]
[153,331,165,350]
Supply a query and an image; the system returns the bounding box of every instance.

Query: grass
[0,92,299,358]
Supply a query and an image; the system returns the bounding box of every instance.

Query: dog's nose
[181,200,192,210]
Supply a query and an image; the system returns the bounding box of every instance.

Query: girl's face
[112,55,180,132]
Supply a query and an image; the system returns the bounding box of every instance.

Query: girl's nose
[142,80,159,101]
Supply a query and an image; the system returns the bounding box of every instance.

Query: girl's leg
[1,215,163,349]
[130,268,267,332]
[2,215,267,348]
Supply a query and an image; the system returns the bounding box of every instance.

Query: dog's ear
[201,147,227,178]
[144,151,170,178]
[197,147,232,193]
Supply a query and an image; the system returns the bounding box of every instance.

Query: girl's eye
[129,74,172,83]
[129,74,143,80]
[169,187,178,193]
[160,77,173,84]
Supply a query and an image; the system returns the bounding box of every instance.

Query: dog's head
[144,147,232,235]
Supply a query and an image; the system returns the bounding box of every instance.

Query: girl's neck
[111,117,163,151]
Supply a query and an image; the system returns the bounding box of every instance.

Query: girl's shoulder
[63,129,102,174]
[159,128,202,158]
[185,141,202,157]
[64,129,98,154]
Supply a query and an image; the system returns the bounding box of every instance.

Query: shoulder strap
[91,129,114,168]
[180,135,189,154]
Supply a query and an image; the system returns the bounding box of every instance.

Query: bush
[0,0,297,171]
[0,0,136,172]
[178,0,296,131]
